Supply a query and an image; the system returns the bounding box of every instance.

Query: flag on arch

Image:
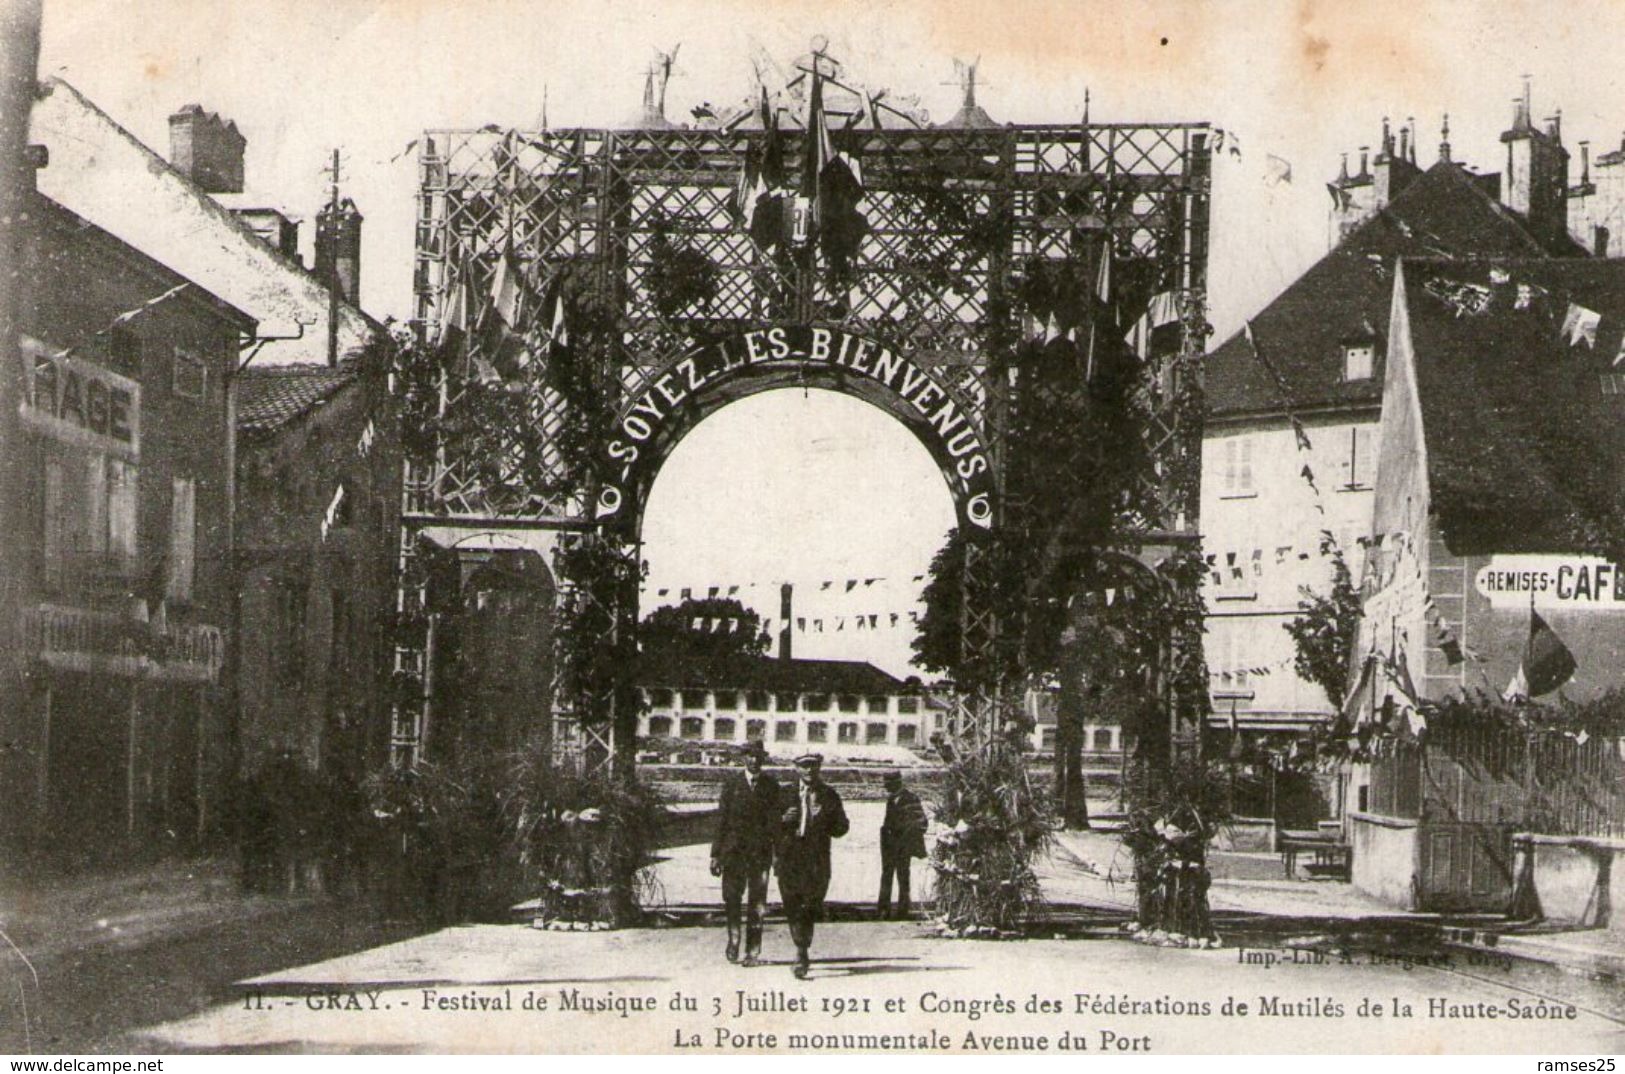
[805,71,865,245]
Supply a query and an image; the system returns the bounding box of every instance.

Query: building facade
[1023,686,1128,758]
[234,358,400,784]
[1202,99,1590,748]
[9,79,383,864]
[1346,257,1625,912]
[3,192,252,859]
[638,656,937,756]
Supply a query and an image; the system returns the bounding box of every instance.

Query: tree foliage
[911,265,1175,692]
[639,597,771,674]
[901,190,1213,933]
[1283,540,1362,708]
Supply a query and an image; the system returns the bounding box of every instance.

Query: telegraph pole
[0,0,44,841]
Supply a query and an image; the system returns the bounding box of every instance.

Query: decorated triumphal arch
[391,56,1211,777]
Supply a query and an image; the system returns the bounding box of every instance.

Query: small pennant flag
[320,484,346,541]
[1562,302,1601,348]
[548,283,569,348]
[1290,416,1313,453]
[1502,665,1529,704]
[109,284,189,331]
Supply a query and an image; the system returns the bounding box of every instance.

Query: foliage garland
[903,164,1216,937]
[929,734,1054,935]
[390,246,654,916]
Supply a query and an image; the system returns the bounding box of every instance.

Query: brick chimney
[1372,116,1421,210]
[1330,117,1425,244]
[167,104,245,193]
[1328,143,1373,244]
[1499,80,1570,249]
[314,197,363,306]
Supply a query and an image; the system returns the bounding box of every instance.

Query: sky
[34,0,1625,675]
[641,390,955,677]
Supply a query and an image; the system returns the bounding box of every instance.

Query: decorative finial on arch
[939,56,996,128]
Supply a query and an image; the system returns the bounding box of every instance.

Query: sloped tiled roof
[237,362,360,436]
[1401,258,1625,558]
[30,79,379,367]
[1207,161,1577,420]
[639,653,908,694]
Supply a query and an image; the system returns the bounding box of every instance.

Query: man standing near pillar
[710,740,779,965]
[877,769,927,919]
[777,752,848,980]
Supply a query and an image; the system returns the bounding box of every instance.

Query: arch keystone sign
[597,325,995,536]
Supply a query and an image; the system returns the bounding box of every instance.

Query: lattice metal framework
[397,119,1211,767]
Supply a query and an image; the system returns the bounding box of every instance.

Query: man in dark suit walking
[710,741,781,965]
[878,769,928,919]
[777,753,848,980]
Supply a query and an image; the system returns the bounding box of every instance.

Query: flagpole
[1521,588,1536,704]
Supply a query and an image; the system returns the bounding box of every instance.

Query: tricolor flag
[805,71,865,254]
[436,264,473,372]
[735,86,788,247]
[1504,607,1577,701]
[472,249,534,382]
[1083,238,1114,379]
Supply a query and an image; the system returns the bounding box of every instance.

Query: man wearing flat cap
[710,740,780,966]
[878,769,928,919]
[777,752,849,979]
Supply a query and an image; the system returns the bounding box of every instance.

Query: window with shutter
[1219,437,1256,498]
[167,477,196,602]
[106,459,138,561]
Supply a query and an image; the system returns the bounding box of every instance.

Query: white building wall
[1201,416,1380,727]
